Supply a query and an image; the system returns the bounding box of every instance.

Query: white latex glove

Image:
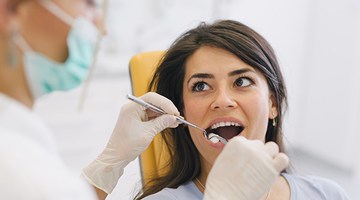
[82,92,180,194]
[204,136,289,200]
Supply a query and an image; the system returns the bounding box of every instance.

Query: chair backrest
[128,51,171,186]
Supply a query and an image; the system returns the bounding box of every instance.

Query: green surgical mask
[15,1,101,99]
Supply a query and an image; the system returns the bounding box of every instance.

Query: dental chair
[128,51,171,186]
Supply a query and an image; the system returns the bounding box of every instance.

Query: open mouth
[205,122,244,141]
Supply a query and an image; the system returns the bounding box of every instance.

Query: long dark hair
[135,20,288,199]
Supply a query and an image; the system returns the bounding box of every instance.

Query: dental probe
[126,94,227,145]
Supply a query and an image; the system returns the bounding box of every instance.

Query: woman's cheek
[242,96,269,140]
[184,100,203,123]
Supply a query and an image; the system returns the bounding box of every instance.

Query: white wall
[290,0,360,169]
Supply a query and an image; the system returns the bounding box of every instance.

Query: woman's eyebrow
[187,73,214,85]
[228,68,255,76]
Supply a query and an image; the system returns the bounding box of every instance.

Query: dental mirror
[208,133,228,144]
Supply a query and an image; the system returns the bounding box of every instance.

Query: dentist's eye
[86,0,99,7]
[234,77,253,88]
[192,81,210,92]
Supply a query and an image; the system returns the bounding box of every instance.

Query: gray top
[142,173,349,200]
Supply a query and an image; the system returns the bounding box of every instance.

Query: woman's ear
[0,1,20,35]
[269,94,278,119]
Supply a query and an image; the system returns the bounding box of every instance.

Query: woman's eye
[234,77,253,87]
[192,82,210,92]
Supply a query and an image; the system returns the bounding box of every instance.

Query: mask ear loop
[77,0,109,112]
[12,32,33,52]
[7,28,19,68]
[38,0,74,26]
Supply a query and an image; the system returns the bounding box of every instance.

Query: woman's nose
[210,90,237,110]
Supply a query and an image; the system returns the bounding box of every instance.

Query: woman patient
[135,20,349,200]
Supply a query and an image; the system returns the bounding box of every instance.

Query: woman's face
[182,46,277,166]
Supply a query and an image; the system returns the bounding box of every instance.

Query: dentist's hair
[135,19,288,199]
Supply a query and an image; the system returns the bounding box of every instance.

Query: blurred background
[33,0,360,199]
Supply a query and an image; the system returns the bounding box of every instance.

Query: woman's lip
[205,117,244,129]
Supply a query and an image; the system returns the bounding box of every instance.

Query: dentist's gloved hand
[204,136,289,200]
[83,92,180,194]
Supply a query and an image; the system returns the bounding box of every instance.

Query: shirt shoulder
[0,100,97,200]
[283,173,350,200]
[143,181,203,200]
[0,132,97,200]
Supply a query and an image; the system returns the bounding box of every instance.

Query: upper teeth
[210,122,241,129]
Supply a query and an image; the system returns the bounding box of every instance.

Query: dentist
[0,0,288,199]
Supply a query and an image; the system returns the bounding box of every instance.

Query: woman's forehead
[185,46,256,74]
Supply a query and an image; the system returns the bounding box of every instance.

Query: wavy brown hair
[135,20,288,199]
